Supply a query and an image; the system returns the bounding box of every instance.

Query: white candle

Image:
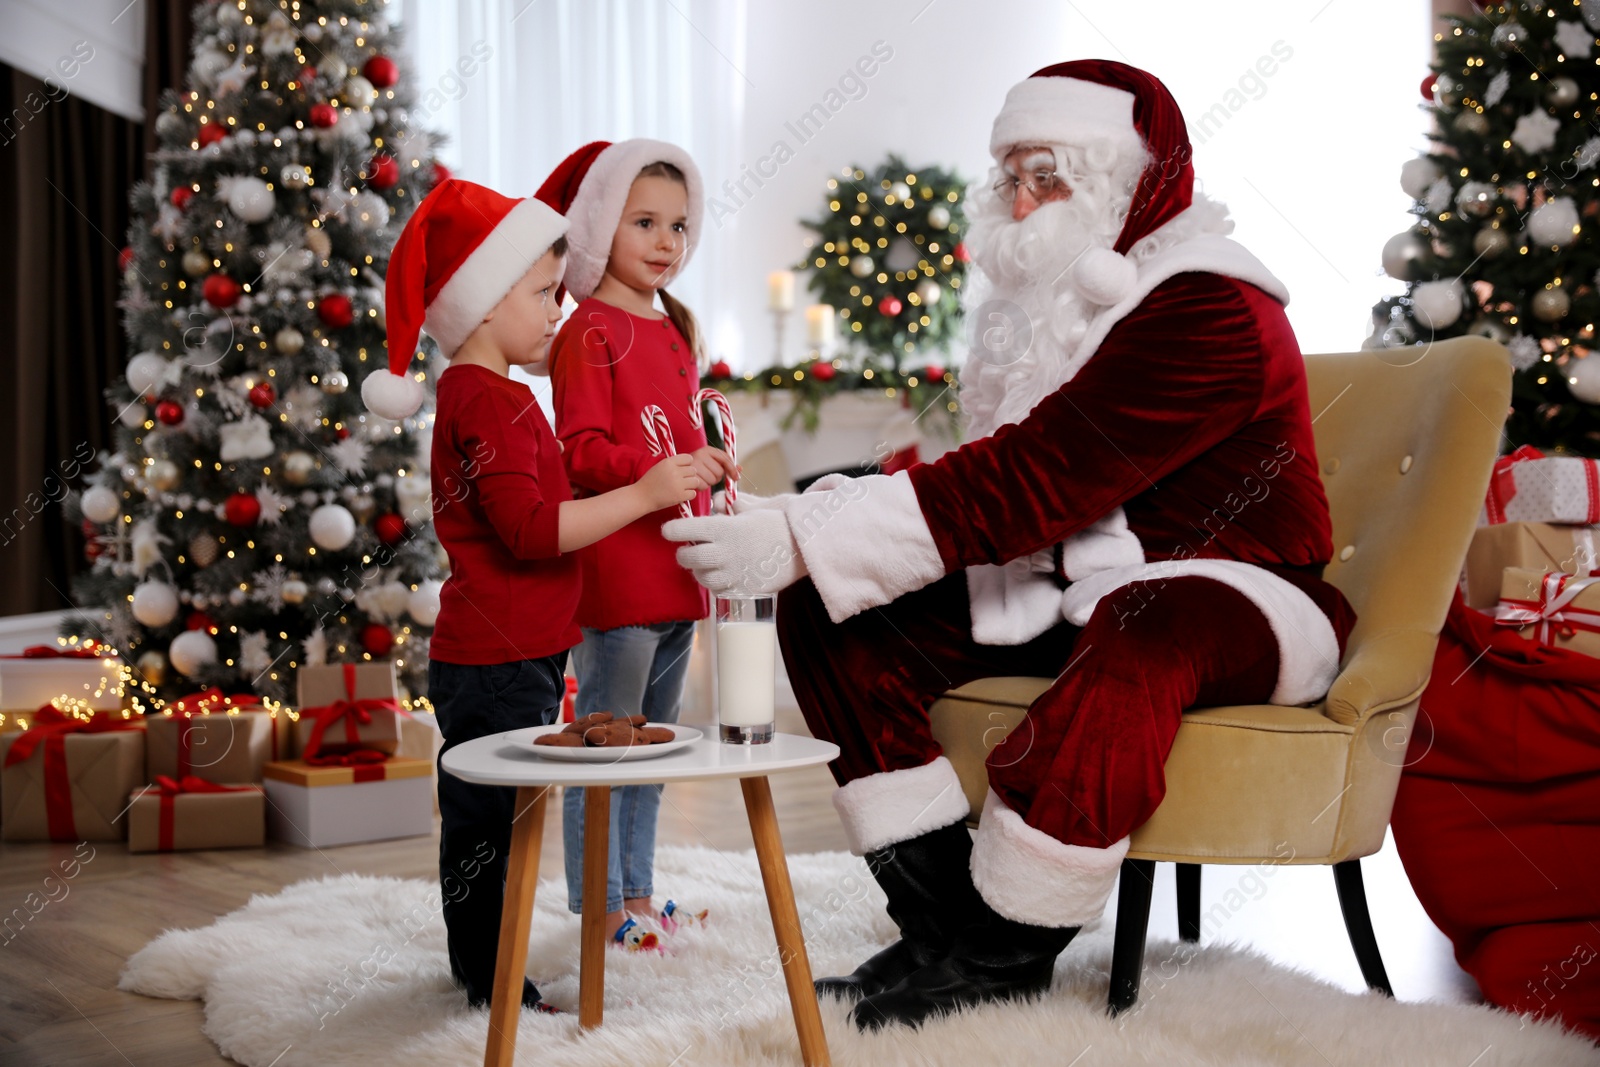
[768,270,795,311]
[805,304,835,346]
[717,621,776,727]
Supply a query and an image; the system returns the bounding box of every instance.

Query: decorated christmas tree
[1375,0,1600,454]
[66,0,446,710]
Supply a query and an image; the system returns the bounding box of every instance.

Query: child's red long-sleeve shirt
[428,362,581,664]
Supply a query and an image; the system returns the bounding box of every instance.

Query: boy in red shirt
[362,180,700,1012]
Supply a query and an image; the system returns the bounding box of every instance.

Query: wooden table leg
[579,785,610,1029]
[742,776,831,1067]
[483,785,549,1067]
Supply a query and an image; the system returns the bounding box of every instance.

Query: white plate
[525,723,703,762]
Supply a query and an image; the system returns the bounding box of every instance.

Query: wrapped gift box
[1483,446,1600,526]
[1462,522,1600,609]
[0,646,123,716]
[146,692,274,784]
[1496,567,1600,658]
[126,778,265,853]
[262,757,432,848]
[294,662,403,759]
[1,714,145,841]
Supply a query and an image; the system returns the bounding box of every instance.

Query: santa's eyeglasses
[993,168,1063,203]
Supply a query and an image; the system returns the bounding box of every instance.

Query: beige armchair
[930,337,1511,1012]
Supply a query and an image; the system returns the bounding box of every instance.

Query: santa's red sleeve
[552,320,660,494]
[782,274,1271,623]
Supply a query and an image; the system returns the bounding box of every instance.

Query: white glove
[662,509,808,595]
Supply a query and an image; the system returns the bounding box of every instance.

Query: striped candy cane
[689,388,738,511]
[640,404,693,519]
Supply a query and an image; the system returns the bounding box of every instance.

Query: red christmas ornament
[708,359,732,379]
[155,399,185,426]
[953,242,971,264]
[119,246,135,272]
[197,123,227,148]
[1420,73,1439,101]
[203,273,242,309]
[924,363,947,383]
[430,161,453,189]
[361,623,394,657]
[81,518,98,538]
[84,538,103,562]
[366,153,400,190]
[811,361,837,382]
[375,513,407,545]
[362,54,399,88]
[170,186,194,210]
[335,426,351,440]
[248,381,276,408]
[317,293,354,328]
[224,492,261,526]
[879,295,904,317]
[187,611,219,634]
[297,64,319,86]
[309,103,340,129]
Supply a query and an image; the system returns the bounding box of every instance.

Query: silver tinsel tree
[66,0,447,709]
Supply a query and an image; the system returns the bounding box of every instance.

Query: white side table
[441,730,840,1067]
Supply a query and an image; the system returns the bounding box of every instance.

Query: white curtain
[396,0,748,372]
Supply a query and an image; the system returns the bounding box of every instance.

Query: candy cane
[641,404,693,519]
[689,388,738,511]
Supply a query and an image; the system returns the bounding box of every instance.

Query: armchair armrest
[1322,627,1440,726]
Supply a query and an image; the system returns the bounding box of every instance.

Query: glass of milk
[716,594,777,744]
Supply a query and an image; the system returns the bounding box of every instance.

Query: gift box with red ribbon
[1483,445,1600,526]
[262,755,432,848]
[126,775,264,853]
[293,662,406,761]
[0,641,123,719]
[1495,567,1600,658]
[1461,521,1600,609]
[145,689,274,785]
[0,705,145,841]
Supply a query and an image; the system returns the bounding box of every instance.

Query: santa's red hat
[989,60,1194,306]
[534,139,704,303]
[363,178,569,420]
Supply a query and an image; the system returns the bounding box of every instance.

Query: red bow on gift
[1494,571,1600,646]
[7,640,105,659]
[147,775,260,851]
[300,663,408,762]
[3,705,141,841]
[301,747,392,779]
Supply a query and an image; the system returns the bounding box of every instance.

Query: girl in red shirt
[539,141,735,943]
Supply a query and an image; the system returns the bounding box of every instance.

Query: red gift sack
[1393,591,1600,1040]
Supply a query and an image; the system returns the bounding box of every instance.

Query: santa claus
[664,59,1356,1030]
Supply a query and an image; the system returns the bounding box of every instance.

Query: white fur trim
[360,369,425,420]
[782,470,946,624]
[990,76,1140,159]
[1060,508,1145,580]
[422,197,568,356]
[1060,559,1341,706]
[970,789,1129,927]
[832,757,970,855]
[1072,247,1138,306]
[563,139,705,303]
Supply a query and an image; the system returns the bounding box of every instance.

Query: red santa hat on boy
[534,139,704,304]
[988,60,1195,307]
[362,179,569,420]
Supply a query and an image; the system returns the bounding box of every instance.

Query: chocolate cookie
[534,732,584,747]
[640,726,675,744]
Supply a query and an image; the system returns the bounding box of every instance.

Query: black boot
[850,902,1079,1031]
[814,821,986,1003]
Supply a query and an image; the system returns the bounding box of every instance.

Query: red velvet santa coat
[551,297,711,630]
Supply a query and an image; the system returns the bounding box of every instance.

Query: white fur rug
[120,846,1593,1066]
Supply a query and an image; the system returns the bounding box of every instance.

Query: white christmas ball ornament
[1455,111,1490,137]
[927,204,951,230]
[1473,226,1512,259]
[1399,158,1443,200]
[377,582,412,619]
[1381,232,1428,281]
[182,249,211,276]
[118,403,147,429]
[193,49,230,84]
[169,630,218,677]
[309,503,357,550]
[1411,280,1466,330]
[125,352,169,397]
[1549,77,1581,110]
[1456,182,1498,218]
[80,485,120,523]
[1568,355,1600,403]
[1533,287,1571,322]
[850,255,874,278]
[131,581,179,627]
[154,111,185,139]
[408,580,443,626]
[343,75,377,107]
[226,177,275,223]
[1528,197,1581,247]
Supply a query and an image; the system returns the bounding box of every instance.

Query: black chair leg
[1108,858,1156,1015]
[1332,859,1394,997]
[1176,863,1201,943]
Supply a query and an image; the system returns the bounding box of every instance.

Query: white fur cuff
[783,470,946,624]
[970,790,1129,928]
[832,756,971,855]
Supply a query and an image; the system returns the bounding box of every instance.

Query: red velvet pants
[778,571,1284,849]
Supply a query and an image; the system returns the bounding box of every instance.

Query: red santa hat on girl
[362,178,569,420]
[989,60,1195,307]
[534,139,704,303]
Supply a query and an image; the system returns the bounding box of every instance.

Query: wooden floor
[0,701,1482,1066]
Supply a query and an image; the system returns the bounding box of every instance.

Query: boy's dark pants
[430,653,569,1004]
